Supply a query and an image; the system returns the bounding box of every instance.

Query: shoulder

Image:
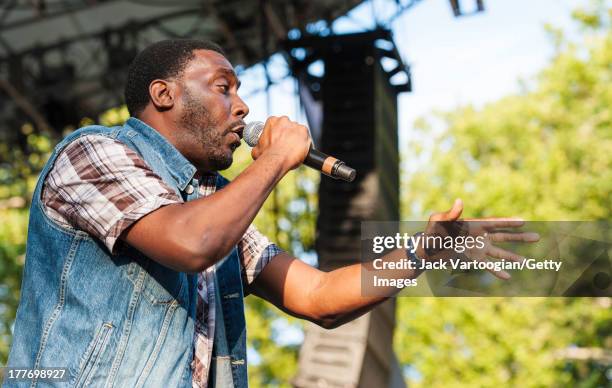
[55,133,145,170]
[61,132,131,153]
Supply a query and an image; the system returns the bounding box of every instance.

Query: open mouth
[231,125,244,139]
[229,140,241,151]
[227,124,244,150]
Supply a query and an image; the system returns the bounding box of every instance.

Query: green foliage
[397,2,612,387]
[0,122,54,365]
[0,124,53,203]
[396,298,611,387]
[244,296,301,387]
[0,210,28,365]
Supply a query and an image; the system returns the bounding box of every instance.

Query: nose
[232,95,249,119]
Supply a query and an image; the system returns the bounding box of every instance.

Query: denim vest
[6,118,248,388]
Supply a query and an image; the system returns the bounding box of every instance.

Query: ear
[149,79,175,111]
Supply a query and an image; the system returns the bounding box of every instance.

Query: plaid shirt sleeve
[42,134,182,253]
[238,225,283,286]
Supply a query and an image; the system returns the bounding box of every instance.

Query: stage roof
[0,0,482,140]
[0,0,366,137]
[0,0,364,64]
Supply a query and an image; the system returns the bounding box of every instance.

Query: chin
[212,156,233,171]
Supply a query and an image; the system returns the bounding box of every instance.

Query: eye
[217,84,229,94]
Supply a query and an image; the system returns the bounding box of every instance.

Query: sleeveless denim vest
[6,118,248,388]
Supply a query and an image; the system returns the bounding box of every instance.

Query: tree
[0,124,54,365]
[396,2,612,386]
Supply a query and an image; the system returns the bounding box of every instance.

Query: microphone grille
[243,121,264,147]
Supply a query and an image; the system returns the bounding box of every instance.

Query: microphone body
[244,121,356,182]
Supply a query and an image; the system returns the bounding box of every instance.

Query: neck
[137,110,178,147]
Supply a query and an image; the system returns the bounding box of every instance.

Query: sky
[238,0,589,150]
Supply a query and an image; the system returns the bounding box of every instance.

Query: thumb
[445,198,463,221]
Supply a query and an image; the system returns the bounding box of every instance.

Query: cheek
[206,97,231,121]
[211,93,232,111]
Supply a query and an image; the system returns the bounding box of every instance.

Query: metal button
[185,185,194,194]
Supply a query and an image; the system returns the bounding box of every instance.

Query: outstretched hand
[417,199,540,279]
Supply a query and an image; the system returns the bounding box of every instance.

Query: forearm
[311,249,423,328]
[180,153,287,267]
[124,153,288,273]
[123,116,312,273]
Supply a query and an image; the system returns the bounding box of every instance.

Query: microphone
[244,121,356,182]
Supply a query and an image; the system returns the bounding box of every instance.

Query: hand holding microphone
[244,116,356,182]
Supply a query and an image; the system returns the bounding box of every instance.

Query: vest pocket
[74,322,114,388]
[125,258,187,305]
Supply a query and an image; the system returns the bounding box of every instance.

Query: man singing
[6,40,533,387]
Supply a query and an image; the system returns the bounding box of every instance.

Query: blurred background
[0,0,611,387]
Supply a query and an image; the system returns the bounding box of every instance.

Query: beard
[177,89,234,171]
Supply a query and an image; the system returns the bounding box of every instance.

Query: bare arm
[250,200,539,329]
[249,251,420,329]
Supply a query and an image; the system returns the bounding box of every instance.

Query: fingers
[253,116,311,170]
[467,255,512,280]
[430,198,463,222]
[486,245,525,262]
[447,198,463,220]
[488,232,540,243]
[485,264,511,280]
[467,254,512,280]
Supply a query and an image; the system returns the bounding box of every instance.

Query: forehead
[182,49,235,80]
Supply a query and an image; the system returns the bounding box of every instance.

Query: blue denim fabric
[5,118,247,388]
[208,250,248,388]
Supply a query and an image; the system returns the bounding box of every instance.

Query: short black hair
[124,39,226,116]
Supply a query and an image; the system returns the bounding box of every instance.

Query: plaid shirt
[42,134,281,387]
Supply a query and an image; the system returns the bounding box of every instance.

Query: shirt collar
[125,117,198,191]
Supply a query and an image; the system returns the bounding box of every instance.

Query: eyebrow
[216,68,241,89]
